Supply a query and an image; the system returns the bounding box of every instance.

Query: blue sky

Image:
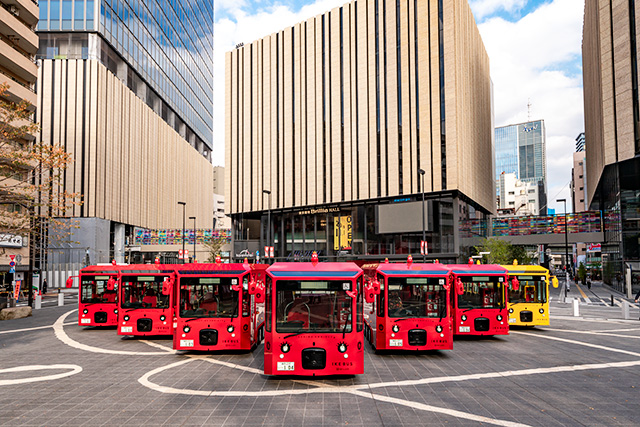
[212,0,585,213]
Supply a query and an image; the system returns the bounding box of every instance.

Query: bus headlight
[461,315,467,321]
[509,308,514,314]
[227,325,234,333]
[281,342,290,353]
[338,342,348,353]
[83,309,88,314]
[114,309,118,314]
[160,315,166,321]
[392,324,399,333]
[539,308,544,314]
[124,315,130,321]
[436,325,443,333]
[497,315,503,321]
[183,326,190,333]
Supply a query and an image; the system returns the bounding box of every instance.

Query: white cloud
[478,0,585,212]
[469,0,526,20]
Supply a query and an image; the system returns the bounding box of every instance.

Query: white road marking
[598,327,640,333]
[512,330,640,357]
[0,322,75,335]
[53,310,176,355]
[0,364,82,386]
[541,328,640,340]
[349,389,531,427]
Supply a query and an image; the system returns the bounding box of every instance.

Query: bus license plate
[277,362,295,371]
[389,339,403,347]
[180,340,194,347]
[121,326,133,333]
[509,318,517,323]
[81,318,91,324]
[459,326,470,333]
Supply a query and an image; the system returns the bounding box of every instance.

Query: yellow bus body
[501,264,556,327]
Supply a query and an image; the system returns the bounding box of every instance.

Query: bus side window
[376,274,385,317]
[265,277,272,332]
[242,275,250,317]
[357,277,363,332]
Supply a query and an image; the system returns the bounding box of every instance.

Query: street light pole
[557,198,570,279]
[263,190,271,263]
[178,202,186,264]
[189,216,196,263]
[418,168,426,262]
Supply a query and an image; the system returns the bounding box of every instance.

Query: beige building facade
[226,0,493,262]
[582,0,640,286]
[0,0,38,278]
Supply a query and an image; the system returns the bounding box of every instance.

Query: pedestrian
[42,278,48,295]
[635,287,640,304]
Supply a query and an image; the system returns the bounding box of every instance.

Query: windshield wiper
[185,317,205,323]
[125,307,141,312]
[462,307,475,313]
[283,330,314,339]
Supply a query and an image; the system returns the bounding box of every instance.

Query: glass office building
[36,0,214,156]
[494,120,547,213]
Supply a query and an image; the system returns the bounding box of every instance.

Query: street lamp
[189,216,196,263]
[177,201,186,264]
[557,198,570,279]
[263,190,271,263]
[418,168,426,262]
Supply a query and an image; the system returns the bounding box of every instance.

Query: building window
[508,191,514,195]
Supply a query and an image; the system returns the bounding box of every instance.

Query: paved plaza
[2,284,640,426]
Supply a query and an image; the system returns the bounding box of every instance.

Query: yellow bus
[501,263,558,327]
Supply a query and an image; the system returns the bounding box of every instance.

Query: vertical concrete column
[622,301,630,320]
[114,223,126,264]
[35,295,42,309]
[573,298,580,317]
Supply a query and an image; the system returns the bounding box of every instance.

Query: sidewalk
[552,279,640,321]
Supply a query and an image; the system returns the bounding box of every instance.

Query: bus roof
[501,264,549,275]
[79,265,120,274]
[174,262,269,275]
[447,264,508,275]
[267,262,363,278]
[376,262,452,276]
[117,264,176,274]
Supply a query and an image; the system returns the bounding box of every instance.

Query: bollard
[622,301,630,320]
[573,298,580,317]
[58,292,64,306]
[35,295,42,310]
[611,295,615,307]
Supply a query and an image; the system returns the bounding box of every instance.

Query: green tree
[204,234,228,262]
[577,262,587,284]
[474,238,532,265]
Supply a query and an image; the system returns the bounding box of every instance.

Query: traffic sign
[420,241,428,255]
[9,255,15,261]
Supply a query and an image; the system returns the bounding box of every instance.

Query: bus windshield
[121,275,170,309]
[81,275,117,304]
[275,280,352,333]
[458,276,505,309]
[509,275,547,303]
[387,277,447,318]
[179,276,242,318]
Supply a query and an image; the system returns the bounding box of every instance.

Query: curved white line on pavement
[0,364,82,386]
[0,322,75,335]
[541,328,640,340]
[139,340,177,352]
[53,310,176,355]
[349,389,531,427]
[512,330,640,357]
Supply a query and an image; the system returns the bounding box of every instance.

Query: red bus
[362,258,453,351]
[77,264,120,326]
[448,263,515,336]
[173,262,268,351]
[117,264,177,336]
[261,256,364,376]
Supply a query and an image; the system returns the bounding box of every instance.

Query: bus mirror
[346,290,357,299]
[232,282,242,292]
[107,278,116,291]
[456,278,464,296]
[254,281,265,303]
[511,277,520,291]
[552,276,559,288]
[65,277,74,288]
[162,277,174,296]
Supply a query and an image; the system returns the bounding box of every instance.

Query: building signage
[333,216,352,250]
[521,124,538,133]
[0,234,23,248]
[14,280,22,301]
[587,243,601,252]
[298,207,340,216]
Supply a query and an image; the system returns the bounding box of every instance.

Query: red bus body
[263,262,364,376]
[173,263,268,351]
[78,265,120,326]
[448,264,510,336]
[362,261,453,351]
[117,264,177,336]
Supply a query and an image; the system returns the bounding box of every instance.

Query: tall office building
[0,0,39,278]
[35,0,215,275]
[582,1,640,284]
[494,120,547,214]
[575,131,585,152]
[225,0,494,262]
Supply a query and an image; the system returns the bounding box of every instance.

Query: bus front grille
[408,329,427,346]
[199,329,218,346]
[520,311,533,322]
[474,318,490,332]
[137,318,152,332]
[301,348,326,370]
[94,312,107,323]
